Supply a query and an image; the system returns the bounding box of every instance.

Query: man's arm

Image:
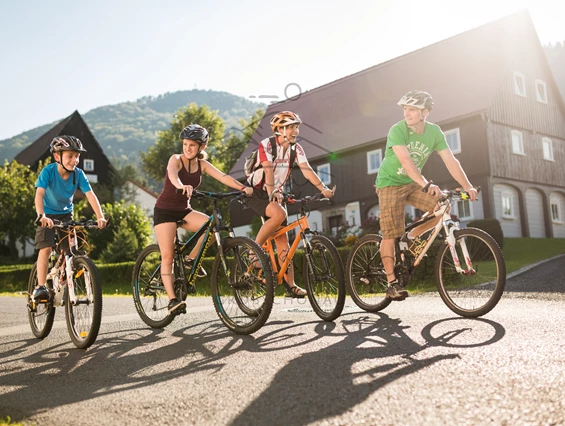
[299,161,334,198]
[392,145,443,197]
[437,149,477,201]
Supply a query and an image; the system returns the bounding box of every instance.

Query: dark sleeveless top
[155,158,202,211]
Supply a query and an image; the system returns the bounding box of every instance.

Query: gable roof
[14,110,116,174]
[230,10,553,176]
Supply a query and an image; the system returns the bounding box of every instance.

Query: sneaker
[167,298,186,315]
[32,285,50,302]
[185,258,207,278]
[386,281,409,300]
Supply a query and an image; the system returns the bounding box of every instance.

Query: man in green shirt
[375,90,478,300]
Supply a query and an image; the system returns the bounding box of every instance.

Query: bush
[466,218,504,249]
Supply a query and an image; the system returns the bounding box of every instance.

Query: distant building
[230,10,565,238]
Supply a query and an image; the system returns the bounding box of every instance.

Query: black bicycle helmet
[50,136,87,153]
[179,124,209,145]
[397,90,434,111]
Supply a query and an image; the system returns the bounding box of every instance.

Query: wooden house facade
[229,11,565,238]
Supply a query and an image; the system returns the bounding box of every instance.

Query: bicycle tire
[27,262,56,339]
[345,234,392,312]
[210,237,274,335]
[303,235,346,321]
[132,244,175,328]
[435,227,506,317]
[65,256,102,349]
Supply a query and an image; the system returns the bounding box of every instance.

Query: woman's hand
[180,185,193,198]
[242,187,253,196]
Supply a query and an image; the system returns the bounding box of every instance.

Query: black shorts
[35,213,73,250]
[153,207,193,226]
[244,188,288,226]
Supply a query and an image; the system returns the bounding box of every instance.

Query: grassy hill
[0,89,265,164]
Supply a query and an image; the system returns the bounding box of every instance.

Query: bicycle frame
[263,213,312,285]
[402,194,474,275]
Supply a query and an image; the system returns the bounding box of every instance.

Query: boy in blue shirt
[32,136,107,301]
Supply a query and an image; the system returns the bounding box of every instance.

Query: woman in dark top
[154,124,253,315]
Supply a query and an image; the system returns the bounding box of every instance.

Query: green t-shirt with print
[375,120,449,188]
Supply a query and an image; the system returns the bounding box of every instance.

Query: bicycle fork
[444,222,476,276]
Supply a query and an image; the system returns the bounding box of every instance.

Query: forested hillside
[1,89,265,164]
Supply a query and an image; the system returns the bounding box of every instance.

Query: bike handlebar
[175,188,248,200]
[439,186,481,201]
[37,217,112,230]
[285,192,328,205]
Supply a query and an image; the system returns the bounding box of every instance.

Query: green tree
[0,160,38,258]
[100,222,139,263]
[82,201,152,261]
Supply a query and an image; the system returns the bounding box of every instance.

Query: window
[456,199,473,220]
[444,128,461,154]
[513,71,527,97]
[329,215,343,236]
[83,159,95,171]
[551,198,562,223]
[542,137,554,161]
[502,191,514,219]
[367,149,382,174]
[511,130,525,155]
[535,79,548,104]
[317,163,331,185]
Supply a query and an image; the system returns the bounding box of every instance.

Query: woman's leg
[154,222,178,301]
[180,210,211,259]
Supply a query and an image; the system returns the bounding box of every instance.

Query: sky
[1,0,564,141]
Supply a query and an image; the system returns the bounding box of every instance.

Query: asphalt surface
[0,255,564,426]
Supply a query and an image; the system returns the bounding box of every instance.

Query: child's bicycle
[256,192,346,321]
[345,188,506,317]
[132,190,274,335]
[27,218,105,349]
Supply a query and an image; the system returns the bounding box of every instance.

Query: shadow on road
[0,313,505,424]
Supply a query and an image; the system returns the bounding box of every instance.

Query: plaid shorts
[376,182,438,239]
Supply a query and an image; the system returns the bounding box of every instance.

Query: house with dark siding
[14,110,115,188]
[229,10,565,239]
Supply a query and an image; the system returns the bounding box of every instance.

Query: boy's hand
[321,186,335,199]
[97,218,108,229]
[37,215,53,228]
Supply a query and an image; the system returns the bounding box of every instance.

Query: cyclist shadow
[229,313,506,426]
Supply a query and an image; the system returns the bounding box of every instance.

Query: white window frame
[535,79,548,104]
[501,191,515,219]
[550,197,562,223]
[366,149,382,174]
[317,163,331,185]
[83,159,95,172]
[513,71,527,97]
[456,198,473,221]
[444,128,461,154]
[511,130,525,156]
[542,137,554,161]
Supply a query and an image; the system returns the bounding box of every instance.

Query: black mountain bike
[346,189,506,317]
[132,190,274,335]
[27,218,104,349]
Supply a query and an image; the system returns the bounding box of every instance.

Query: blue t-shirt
[35,163,92,215]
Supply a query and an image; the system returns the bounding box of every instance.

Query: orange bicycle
[259,192,346,321]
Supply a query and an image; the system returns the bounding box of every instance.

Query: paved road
[1,256,564,426]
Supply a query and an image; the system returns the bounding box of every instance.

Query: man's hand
[321,186,335,198]
[464,187,478,201]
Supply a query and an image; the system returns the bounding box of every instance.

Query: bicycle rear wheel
[210,237,274,335]
[345,234,392,312]
[303,235,345,321]
[132,244,175,328]
[27,262,56,339]
[65,256,102,349]
[435,228,506,317]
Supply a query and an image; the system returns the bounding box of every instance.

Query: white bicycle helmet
[397,90,433,111]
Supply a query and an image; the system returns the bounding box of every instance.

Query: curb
[506,253,565,280]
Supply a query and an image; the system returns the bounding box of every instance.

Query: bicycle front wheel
[210,237,274,335]
[435,228,506,317]
[345,234,392,312]
[27,262,55,339]
[132,244,175,329]
[303,235,346,321]
[65,256,102,349]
